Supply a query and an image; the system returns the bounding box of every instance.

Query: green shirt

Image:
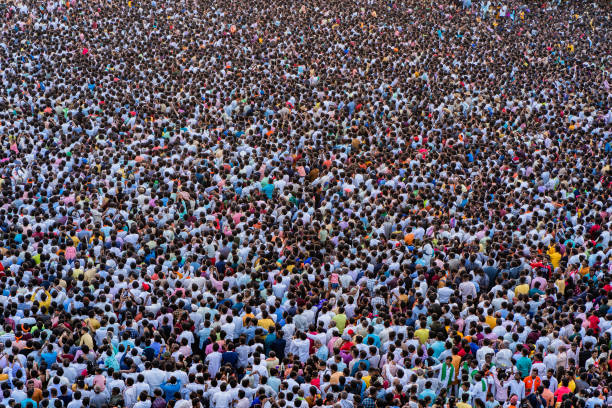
[516,356,532,378]
[332,314,347,332]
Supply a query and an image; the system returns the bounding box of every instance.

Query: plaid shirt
[120,327,139,339]
[371,296,386,309]
[361,397,376,408]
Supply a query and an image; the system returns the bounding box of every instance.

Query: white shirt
[143,368,166,390]
[123,386,138,408]
[290,339,310,363]
[212,390,234,408]
[206,351,223,377]
[437,287,454,303]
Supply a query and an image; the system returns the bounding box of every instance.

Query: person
[418,381,437,406]
[160,377,181,402]
[508,373,526,404]
[437,356,456,391]
[90,385,109,408]
[524,369,542,397]
[516,348,533,379]
[554,379,572,404]
[457,393,473,408]
[540,381,555,407]
[0,0,610,407]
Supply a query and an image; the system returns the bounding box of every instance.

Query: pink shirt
[531,277,547,289]
[554,386,570,403]
[93,374,106,390]
[65,246,77,260]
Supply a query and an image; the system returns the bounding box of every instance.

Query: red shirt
[588,315,600,332]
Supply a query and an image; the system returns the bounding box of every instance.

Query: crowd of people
[0,0,611,407]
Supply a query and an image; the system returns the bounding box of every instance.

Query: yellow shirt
[550,252,561,269]
[555,279,566,295]
[515,284,529,296]
[257,318,275,331]
[242,313,255,325]
[330,371,343,385]
[30,291,51,309]
[86,318,101,331]
[485,315,497,329]
[84,268,97,282]
[79,333,94,349]
[414,328,429,344]
[547,247,561,269]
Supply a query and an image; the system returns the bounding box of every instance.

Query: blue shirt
[41,351,57,367]
[268,376,281,393]
[431,341,446,358]
[198,327,212,349]
[362,334,381,348]
[316,345,328,361]
[350,359,370,376]
[161,380,181,401]
[21,399,38,408]
[418,389,437,406]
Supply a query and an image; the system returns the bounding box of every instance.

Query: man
[585,389,604,408]
[553,379,572,404]
[418,381,437,405]
[516,348,533,378]
[10,381,27,405]
[544,370,558,393]
[541,381,555,407]
[205,343,223,377]
[90,386,108,408]
[470,372,488,404]
[476,339,494,367]
[123,378,138,408]
[78,327,94,350]
[143,361,167,391]
[361,388,377,408]
[495,343,513,369]
[508,372,526,403]
[456,393,473,408]
[524,369,542,397]
[459,274,477,302]
[435,356,455,392]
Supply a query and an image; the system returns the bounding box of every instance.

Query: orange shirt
[542,388,554,407]
[524,376,541,395]
[451,355,461,383]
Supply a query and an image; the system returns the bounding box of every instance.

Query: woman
[103,348,120,372]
